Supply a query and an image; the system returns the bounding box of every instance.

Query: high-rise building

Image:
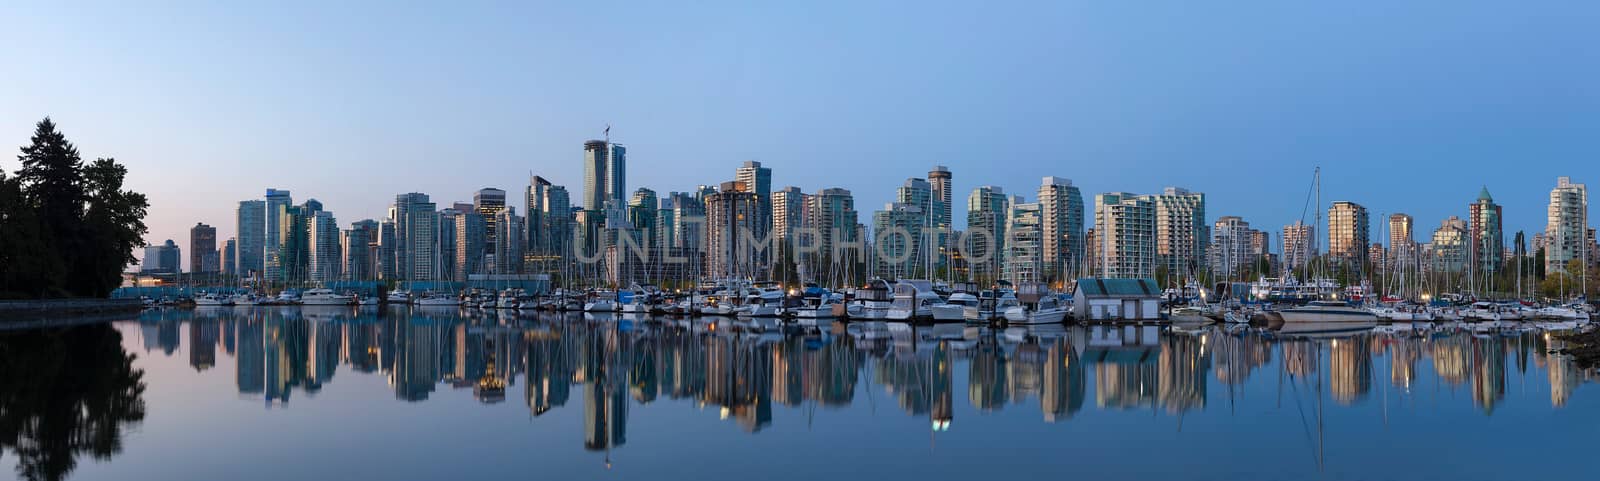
[669,191,705,252]
[1209,216,1253,279]
[1328,201,1369,268]
[1282,221,1316,272]
[771,186,807,247]
[475,188,507,266]
[392,193,438,280]
[1432,216,1468,273]
[627,188,658,248]
[236,200,265,277]
[263,189,292,281]
[1003,202,1043,284]
[435,204,464,280]
[928,166,953,233]
[190,223,217,274]
[705,181,763,278]
[1093,193,1156,278]
[872,202,925,279]
[807,188,858,273]
[141,240,181,274]
[736,161,772,231]
[1144,187,1207,275]
[377,220,397,280]
[455,210,486,280]
[1545,176,1587,273]
[221,238,237,276]
[583,140,610,211]
[343,220,377,281]
[1468,187,1504,274]
[1039,177,1085,282]
[495,208,524,274]
[308,210,341,282]
[966,186,1009,282]
[278,202,314,282]
[1368,243,1386,269]
[1388,213,1415,269]
[607,143,627,209]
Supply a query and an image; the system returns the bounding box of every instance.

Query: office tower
[436,203,468,280]
[1389,213,1415,269]
[1546,176,1587,273]
[1249,230,1271,264]
[377,220,397,280]
[455,211,486,280]
[476,188,507,263]
[278,203,313,282]
[1209,216,1253,279]
[1039,177,1085,281]
[966,186,1009,282]
[628,188,658,245]
[190,222,217,273]
[1002,202,1043,284]
[141,240,181,274]
[392,193,438,280]
[583,140,610,211]
[236,200,265,276]
[1468,187,1504,274]
[1432,216,1468,273]
[526,176,550,255]
[1282,221,1316,271]
[308,210,341,282]
[263,189,292,281]
[343,220,377,281]
[1143,187,1206,275]
[655,196,677,251]
[1328,201,1370,268]
[495,208,524,274]
[928,166,953,234]
[771,187,807,245]
[736,160,773,229]
[705,181,764,278]
[1093,192,1156,278]
[221,238,237,276]
[607,143,627,208]
[671,191,707,252]
[872,202,925,279]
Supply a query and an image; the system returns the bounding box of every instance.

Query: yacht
[357,296,380,306]
[1168,305,1214,325]
[735,286,785,318]
[415,292,461,306]
[966,289,1019,322]
[790,292,844,319]
[886,280,940,321]
[1278,300,1379,323]
[386,290,411,304]
[846,278,895,320]
[300,288,356,306]
[584,289,619,313]
[194,292,233,306]
[933,292,978,322]
[1003,295,1069,325]
[275,290,301,305]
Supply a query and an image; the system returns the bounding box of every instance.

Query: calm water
[3,307,1598,481]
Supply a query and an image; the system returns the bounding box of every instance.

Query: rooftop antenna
[604,124,611,143]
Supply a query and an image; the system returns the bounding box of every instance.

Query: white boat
[735,286,785,318]
[1003,295,1069,325]
[194,292,232,306]
[966,290,1019,322]
[932,292,978,322]
[300,288,356,306]
[1538,306,1581,320]
[1168,305,1214,325]
[1278,300,1379,324]
[415,293,460,306]
[791,292,844,319]
[584,289,619,313]
[886,280,939,321]
[275,291,301,305]
[847,279,894,320]
[386,290,411,304]
[1464,302,1501,322]
[357,296,380,306]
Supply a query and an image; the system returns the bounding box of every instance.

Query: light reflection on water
[5,306,1598,481]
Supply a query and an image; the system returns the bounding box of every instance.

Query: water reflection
[114,309,1600,466]
[0,324,146,481]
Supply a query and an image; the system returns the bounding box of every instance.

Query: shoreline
[0,299,145,330]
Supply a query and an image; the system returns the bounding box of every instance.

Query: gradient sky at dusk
[3,1,1597,270]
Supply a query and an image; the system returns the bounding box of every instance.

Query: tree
[77,158,149,297]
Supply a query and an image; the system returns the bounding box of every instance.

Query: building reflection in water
[125,307,1600,460]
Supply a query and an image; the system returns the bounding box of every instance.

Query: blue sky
[2,1,1596,269]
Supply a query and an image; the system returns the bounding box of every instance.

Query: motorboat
[790,292,844,319]
[933,292,978,322]
[1464,302,1501,322]
[194,292,233,306]
[847,278,895,320]
[966,289,1019,322]
[1003,294,1069,325]
[584,289,619,312]
[357,296,380,306]
[735,285,785,318]
[1168,305,1214,325]
[1278,300,1379,324]
[886,280,939,321]
[386,290,411,304]
[300,288,355,306]
[415,292,461,306]
[275,290,301,305]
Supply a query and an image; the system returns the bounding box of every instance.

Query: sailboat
[1279,168,1377,329]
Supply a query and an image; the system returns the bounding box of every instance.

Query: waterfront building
[669,192,705,252]
[494,208,524,274]
[1328,201,1370,271]
[393,192,438,281]
[966,186,1009,282]
[1545,176,1587,273]
[1432,216,1468,273]
[1143,188,1206,276]
[435,204,465,281]
[1282,221,1316,272]
[141,239,180,274]
[236,200,265,277]
[1209,216,1253,280]
[455,210,486,280]
[475,188,507,268]
[1249,230,1271,269]
[221,238,236,276]
[1003,202,1044,284]
[278,202,314,282]
[807,188,859,278]
[377,220,397,280]
[308,210,341,282]
[263,189,292,281]
[929,166,954,273]
[1093,192,1156,279]
[1039,177,1085,282]
[190,223,217,274]
[705,181,764,278]
[1389,213,1415,270]
[1468,187,1504,274]
[872,202,925,279]
[735,161,772,233]
[342,220,377,281]
[772,186,807,247]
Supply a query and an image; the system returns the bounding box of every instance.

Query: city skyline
[4,2,1597,271]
